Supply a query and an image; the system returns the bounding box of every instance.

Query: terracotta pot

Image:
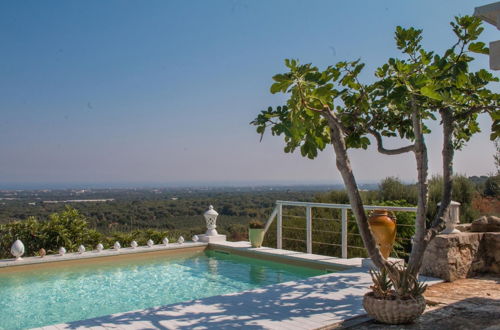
[363,293,426,324]
[249,228,265,248]
[368,210,396,259]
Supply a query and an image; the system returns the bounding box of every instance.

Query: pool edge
[0,242,208,272]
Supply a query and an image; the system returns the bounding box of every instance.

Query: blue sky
[0,0,498,188]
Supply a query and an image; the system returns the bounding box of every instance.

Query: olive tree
[252,16,499,275]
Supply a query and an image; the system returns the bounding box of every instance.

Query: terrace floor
[329,275,500,330]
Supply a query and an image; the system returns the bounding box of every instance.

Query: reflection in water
[208,257,218,275]
[275,270,284,283]
[249,264,266,284]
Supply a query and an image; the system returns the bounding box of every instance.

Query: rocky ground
[326,275,500,330]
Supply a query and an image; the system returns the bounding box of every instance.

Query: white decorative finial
[439,201,461,234]
[178,236,185,244]
[78,245,86,254]
[96,243,104,252]
[192,235,199,242]
[162,237,169,246]
[11,240,25,260]
[59,247,66,256]
[147,239,154,247]
[114,241,121,250]
[131,240,138,249]
[204,205,219,236]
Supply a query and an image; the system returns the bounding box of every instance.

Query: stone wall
[484,233,500,274]
[421,232,500,281]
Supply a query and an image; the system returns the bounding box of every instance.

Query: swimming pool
[0,249,326,329]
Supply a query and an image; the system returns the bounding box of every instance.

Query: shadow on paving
[62,272,371,329]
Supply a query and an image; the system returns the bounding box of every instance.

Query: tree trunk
[408,108,454,275]
[327,121,390,270]
[407,110,429,276]
[425,108,454,239]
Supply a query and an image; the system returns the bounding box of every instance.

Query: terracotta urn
[39,248,46,258]
[368,210,396,259]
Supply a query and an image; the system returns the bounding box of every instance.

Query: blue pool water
[0,250,325,329]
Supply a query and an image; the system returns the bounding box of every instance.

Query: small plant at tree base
[248,220,265,229]
[388,264,427,300]
[369,267,392,299]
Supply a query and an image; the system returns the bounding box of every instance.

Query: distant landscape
[1,175,498,260]
[0,185,334,234]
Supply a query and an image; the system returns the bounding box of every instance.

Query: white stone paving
[28,241,441,330]
[211,241,366,269]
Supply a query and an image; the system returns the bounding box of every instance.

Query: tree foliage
[484,175,500,197]
[252,15,499,275]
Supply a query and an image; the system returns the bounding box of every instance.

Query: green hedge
[0,206,199,259]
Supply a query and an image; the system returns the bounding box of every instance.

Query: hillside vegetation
[0,176,497,259]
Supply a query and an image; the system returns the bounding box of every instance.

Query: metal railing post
[341,208,348,258]
[277,203,283,250]
[263,206,278,235]
[306,206,312,254]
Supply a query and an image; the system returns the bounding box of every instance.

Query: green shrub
[427,175,479,223]
[378,177,418,205]
[0,206,104,258]
[484,175,499,197]
[0,207,197,258]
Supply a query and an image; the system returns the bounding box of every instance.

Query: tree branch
[325,122,392,272]
[295,79,329,114]
[368,129,415,155]
[293,78,356,137]
[452,105,500,121]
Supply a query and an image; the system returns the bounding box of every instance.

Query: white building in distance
[475,2,500,70]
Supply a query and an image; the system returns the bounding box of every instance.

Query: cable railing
[263,200,417,258]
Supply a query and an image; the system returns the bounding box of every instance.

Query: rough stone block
[421,230,500,282]
[471,215,500,232]
[483,232,500,274]
[456,223,471,232]
[421,233,485,281]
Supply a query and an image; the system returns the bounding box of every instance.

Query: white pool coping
[0,242,208,268]
[22,241,441,330]
[210,241,366,269]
